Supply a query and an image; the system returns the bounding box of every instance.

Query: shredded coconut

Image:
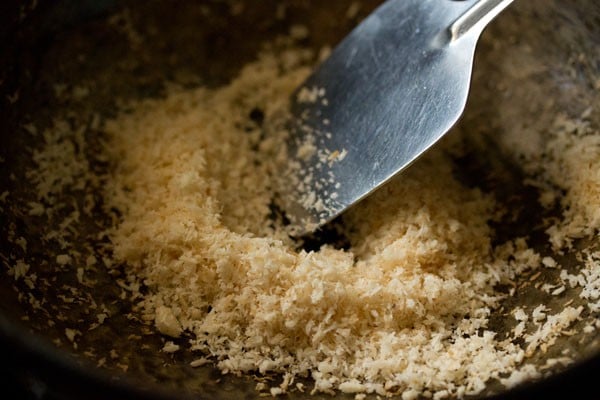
[12,36,600,399]
[92,46,598,398]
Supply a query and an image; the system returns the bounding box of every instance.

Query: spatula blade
[281,0,511,236]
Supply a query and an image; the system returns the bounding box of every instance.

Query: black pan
[1,1,599,399]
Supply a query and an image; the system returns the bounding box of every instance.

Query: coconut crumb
[65,328,80,342]
[56,254,72,266]
[190,358,210,368]
[10,260,30,280]
[162,341,180,353]
[154,306,183,338]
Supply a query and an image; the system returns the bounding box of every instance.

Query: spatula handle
[450,0,514,41]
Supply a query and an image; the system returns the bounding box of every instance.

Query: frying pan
[1,1,599,399]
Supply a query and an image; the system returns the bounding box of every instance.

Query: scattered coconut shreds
[532,114,600,250]
[10,36,599,399]
[499,364,542,389]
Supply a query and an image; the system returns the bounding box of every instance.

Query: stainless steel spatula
[281,0,514,236]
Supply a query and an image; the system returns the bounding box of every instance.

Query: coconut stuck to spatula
[279,0,514,236]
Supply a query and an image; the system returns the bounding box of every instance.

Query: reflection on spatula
[280,0,514,236]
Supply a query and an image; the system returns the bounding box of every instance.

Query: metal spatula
[281,0,514,236]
